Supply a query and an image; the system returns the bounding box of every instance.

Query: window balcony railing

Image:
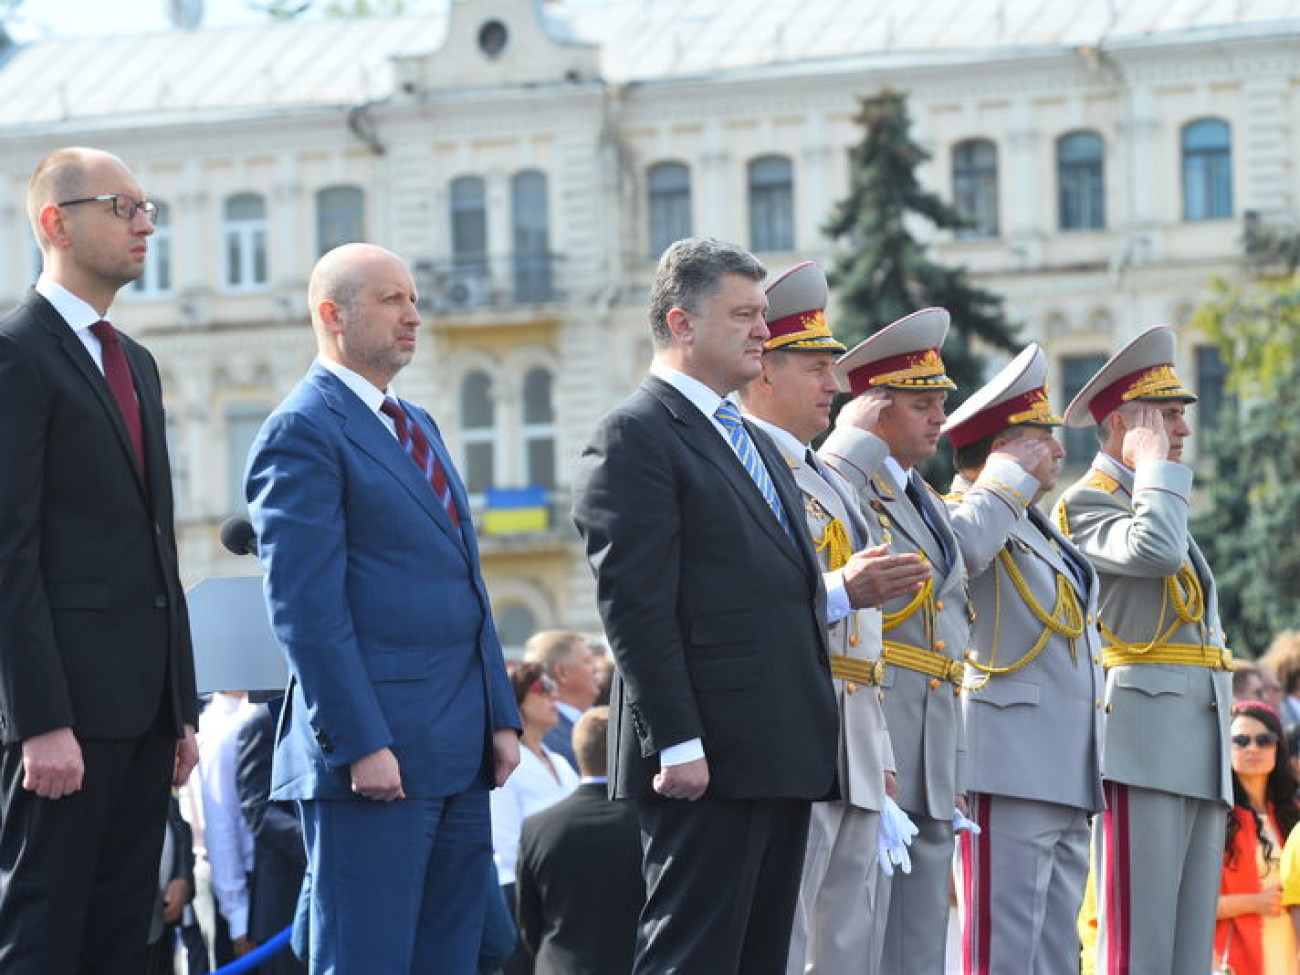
[412,253,565,315]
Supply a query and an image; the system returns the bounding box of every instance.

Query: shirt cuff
[824,570,851,623]
[660,738,705,766]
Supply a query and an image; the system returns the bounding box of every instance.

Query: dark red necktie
[89,320,145,472]
[379,397,462,531]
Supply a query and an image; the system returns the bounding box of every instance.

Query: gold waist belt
[882,642,964,686]
[828,655,885,686]
[1103,642,1233,670]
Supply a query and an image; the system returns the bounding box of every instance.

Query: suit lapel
[643,377,803,571]
[876,468,946,569]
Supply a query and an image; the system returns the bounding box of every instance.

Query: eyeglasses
[527,675,557,696]
[57,194,159,223]
[1231,732,1279,749]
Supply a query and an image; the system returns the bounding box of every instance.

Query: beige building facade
[0,0,1295,645]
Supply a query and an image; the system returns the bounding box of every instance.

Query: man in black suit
[572,237,839,975]
[234,698,307,975]
[516,706,641,975]
[0,147,199,974]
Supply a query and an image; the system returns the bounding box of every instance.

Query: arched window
[522,367,555,489]
[1182,119,1232,221]
[496,604,538,659]
[223,193,268,290]
[511,170,552,302]
[133,200,172,295]
[316,185,365,255]
[952,140,999,238]
[648,162,692,258]
[748,155,794,252]
[1057,132,1105,231]
[460,370,495,494]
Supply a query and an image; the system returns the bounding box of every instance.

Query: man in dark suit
[0,147,199,975]
[523,630,599,769]
[246,242,521,973]
[516,706,642,974]
[572,236,839,975]
[235,697,307,975]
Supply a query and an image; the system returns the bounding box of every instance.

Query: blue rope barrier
[210,926,293,974]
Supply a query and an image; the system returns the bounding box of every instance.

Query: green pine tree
[1191,271,1300,657]
[825,89,1020,482]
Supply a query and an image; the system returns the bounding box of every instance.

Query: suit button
[153,594,167,609]
[934,640,947,652]
[936,601,945,611]
[846,682,858,695]
[1209,700,1219,711]
[928,678,941,691]
[849,634,860,648]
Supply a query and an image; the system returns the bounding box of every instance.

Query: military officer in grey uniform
[942,344,1106,975]
[735,262,931,975]
[819,309,971,975]
[1053,325,1232,975]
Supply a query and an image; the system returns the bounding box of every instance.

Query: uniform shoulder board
[1083,470,1121,495]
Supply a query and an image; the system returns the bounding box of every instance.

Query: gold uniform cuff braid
[828,655,885,685]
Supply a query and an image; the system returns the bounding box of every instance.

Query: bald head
[28,148,128,248]
[309,243,422,389]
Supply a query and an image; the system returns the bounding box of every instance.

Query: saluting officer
[1053,326,1231,975]
[942,344,1106,975]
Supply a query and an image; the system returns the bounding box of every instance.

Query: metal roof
[0,0,1296,129]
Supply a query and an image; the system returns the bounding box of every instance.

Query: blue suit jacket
[246,364,519,801]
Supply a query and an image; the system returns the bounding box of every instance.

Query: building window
[223,193,269,291]
[316,185,365,255]
[1060,354,1108,464]
[511,170,552,303]
[1058,132,1105,231]
[748,155,794,253]
[1183,119,1233,221]
[1195,345,1233,438]
[133,200,172,295]
[648,161,692,258]
[460,370,495,494]
[522,367,555,489]
[953,139,999,238]
[226,404,270,510]
[496,604,538,659]
[450,176,488,276]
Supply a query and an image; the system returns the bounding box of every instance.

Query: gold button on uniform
[845,682,858,695]
[934,640,947,652]
[1095,699,1102,709]
[849,634,860,647]
[929,678,941,690]
[936,601,945,611]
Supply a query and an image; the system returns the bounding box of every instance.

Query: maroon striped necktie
[89,320,145,472]
[379,397,462,530]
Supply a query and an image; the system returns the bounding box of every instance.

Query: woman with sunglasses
[489,662,580,971]
[1215,700,1300,975]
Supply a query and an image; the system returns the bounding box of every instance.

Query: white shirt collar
[744,414,806,460]
[35,276,111,335]
[556,700,583,724]
[316,355,392,417]
[649,361,731,421]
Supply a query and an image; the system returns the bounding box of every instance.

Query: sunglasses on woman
[1230,732,1279,749]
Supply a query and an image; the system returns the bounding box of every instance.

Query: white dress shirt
[490,744,579,886]
[35,275,113,374]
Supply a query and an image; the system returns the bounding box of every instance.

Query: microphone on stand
[219,516,259,557]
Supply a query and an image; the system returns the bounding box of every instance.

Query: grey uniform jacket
[947,466,1106,814]
[750,417,896,813]
[1052,453,1231,805]
[821,426,969,819]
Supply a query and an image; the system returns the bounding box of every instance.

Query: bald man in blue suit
[246,243,520,974]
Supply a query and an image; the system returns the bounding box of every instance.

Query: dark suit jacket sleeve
[235,706,306,868]
[246,409,394,769]
[0,331,76,739]
[572,406,703,753]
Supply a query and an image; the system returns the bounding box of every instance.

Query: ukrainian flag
[483,486,549,534]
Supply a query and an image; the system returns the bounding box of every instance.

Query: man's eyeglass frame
[57,194,159,223]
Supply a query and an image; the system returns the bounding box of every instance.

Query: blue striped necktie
[713,400,793,540]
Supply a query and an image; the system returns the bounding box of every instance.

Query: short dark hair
[510,661,546,708]
[647,237,765,349]
[571,706,610,778]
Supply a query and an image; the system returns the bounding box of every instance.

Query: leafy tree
[1191,270,1300,657]
[824,89,1020,482]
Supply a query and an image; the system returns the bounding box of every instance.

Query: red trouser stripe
[959,794,994,975]
[1103,781,1132,975]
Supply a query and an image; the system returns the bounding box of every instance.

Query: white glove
[952,807,982,835]
[876,797,919,877]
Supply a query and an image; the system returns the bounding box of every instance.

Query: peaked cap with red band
[1063,325,1197,427]
[942,344,1062,448]
[762,261,846,354]
[832,307,956,396]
